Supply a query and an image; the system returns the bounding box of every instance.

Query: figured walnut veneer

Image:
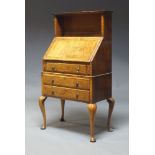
[38,10,115,142]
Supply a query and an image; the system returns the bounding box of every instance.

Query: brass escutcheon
[76,82,79,88]
[52,80,54,85]
[51,91,55,95]
[76,66,80,73]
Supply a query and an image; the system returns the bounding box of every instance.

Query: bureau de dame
[38,10,115,142]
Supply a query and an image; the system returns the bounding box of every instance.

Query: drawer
[44,62,90,75]
[42,73,90,90]
[42,85,90,102]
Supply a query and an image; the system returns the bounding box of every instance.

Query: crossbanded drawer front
[44,62,90,75]
[42,73,90,90]
[42,85,90,102]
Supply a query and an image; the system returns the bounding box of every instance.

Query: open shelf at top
[53,11,112,38]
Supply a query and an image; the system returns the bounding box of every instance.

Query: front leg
[87,103,97,142]
[38,96,47,130]
[106,97,115,132]
[60,99,65,122]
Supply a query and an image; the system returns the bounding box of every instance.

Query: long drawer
[43,62,90,75]
[42,85,90,102]
[42,73,90,90]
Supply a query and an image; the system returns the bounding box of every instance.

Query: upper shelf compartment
[53,11,112,39]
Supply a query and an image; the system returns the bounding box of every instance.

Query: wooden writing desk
[38,11,115,142]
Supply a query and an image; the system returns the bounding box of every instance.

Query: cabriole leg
[60,99,65,122]
[106,97,115,132]
[38,96,47,130]
[87,103,97,142]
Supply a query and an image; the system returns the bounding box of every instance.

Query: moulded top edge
[52,10,113,16]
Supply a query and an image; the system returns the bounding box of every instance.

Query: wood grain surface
[39,11,114,142]
[43,37,103,62]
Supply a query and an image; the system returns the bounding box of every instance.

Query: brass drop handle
[51,79,54,85]
[51,91,55,95]
[76,94,79,99]
[51,67,55,71]
[76,82,79,88]
[76,66,80,73]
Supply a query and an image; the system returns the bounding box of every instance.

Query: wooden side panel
[92,74,112,102]
[92,41,112,75]
[103,14,112,41]
[54,16,63,36]
[92,13,112,75]
[101,15,104,36]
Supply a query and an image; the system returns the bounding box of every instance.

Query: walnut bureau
[38,11,115,142]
